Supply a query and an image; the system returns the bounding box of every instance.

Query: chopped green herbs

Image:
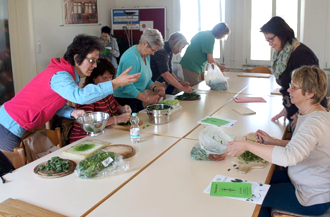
[238,151,267,164]
[73,143,95,152]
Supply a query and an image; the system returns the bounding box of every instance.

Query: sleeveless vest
[5,57,75,130]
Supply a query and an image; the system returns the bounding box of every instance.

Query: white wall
[9,0,116,91]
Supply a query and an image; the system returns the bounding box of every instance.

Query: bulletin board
[111,7,166,59]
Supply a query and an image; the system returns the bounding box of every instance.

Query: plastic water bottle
[130,113,140,143]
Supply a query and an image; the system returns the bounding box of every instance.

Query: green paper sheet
[210,182,252,198]
[201,118,230,127]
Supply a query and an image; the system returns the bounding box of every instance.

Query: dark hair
[84,58,116,86]
[260,16,295,47]
[211,22,230,39]
[64,34,104,66]
[101,26,111,35]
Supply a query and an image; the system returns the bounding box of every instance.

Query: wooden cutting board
[108,120,143,130]
[238,73,271,78]
[0,198,67,217]
[103,144,136,159]
[230,157,268,174]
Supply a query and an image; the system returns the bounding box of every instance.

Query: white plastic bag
[191,126,233,161]
[204,63,228,90]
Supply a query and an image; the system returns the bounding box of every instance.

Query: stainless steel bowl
[76,112,109,136]
[146,104,171,125]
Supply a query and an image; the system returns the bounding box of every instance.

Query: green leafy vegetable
[118,121,131,126]
[77,150,117,178]
[238,151,267,164]
[161,99,179,106]
[175,93,200,100]
[37,156,71,175]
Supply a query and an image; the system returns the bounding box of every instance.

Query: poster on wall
[140,21,153,31]
[62,0,98,25]
[112,9,140,30]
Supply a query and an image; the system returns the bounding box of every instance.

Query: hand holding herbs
[37,156,71,174]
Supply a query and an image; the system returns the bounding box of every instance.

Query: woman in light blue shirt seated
[114,29,165,112]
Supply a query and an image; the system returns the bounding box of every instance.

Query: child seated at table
[70,58,132,143]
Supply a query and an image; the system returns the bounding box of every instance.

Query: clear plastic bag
[76,150,129,178]
[191,126,233,161]
[204,63,228,91]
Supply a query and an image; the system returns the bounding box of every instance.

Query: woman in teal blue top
[180,23,230,86]
[114,29,165,112]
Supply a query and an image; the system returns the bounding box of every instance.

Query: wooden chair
[1,148,26,169]
[247,66,272,74]
[4,127,64,167]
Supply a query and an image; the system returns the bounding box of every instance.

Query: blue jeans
[259,168,330,217]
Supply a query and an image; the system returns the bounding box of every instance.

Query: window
[247,0,299,65]
[180,0,226,61]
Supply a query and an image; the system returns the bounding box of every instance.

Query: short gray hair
[168,32,188,51]
[140,28,164,48]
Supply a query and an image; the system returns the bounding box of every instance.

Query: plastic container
[130,113,140,143]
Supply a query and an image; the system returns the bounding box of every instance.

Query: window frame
[244,0,301,66]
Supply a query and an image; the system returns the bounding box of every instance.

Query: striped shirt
[69,95,120,143]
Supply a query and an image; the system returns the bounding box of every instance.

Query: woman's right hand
[112,67,141,89]
[148,95,160,104]
[116,113,131,124]
[255,130,274,145]
[271,107,287,122]
[183,85,193,93]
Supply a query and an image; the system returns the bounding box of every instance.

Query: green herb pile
[37,156,70,175]
[238,151,267,164]
[77,150,117,178]
[175,92,200,100]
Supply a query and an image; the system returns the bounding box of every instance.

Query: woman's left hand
[71,109,86,119]
[156,86,165,96]
[225,140,249,157]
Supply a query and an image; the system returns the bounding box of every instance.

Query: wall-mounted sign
[112,9,140,30]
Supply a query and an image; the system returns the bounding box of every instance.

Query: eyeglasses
[289,83,301,91]
[146,41,158,52]
[86,57,100,65]
[266,35,276,43]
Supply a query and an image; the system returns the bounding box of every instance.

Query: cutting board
[103,144,136,159]
[230,157,268,174]
[0,198,67,217]
[108,120,143,130]
[238,73,271,78]
[62,140,109,159]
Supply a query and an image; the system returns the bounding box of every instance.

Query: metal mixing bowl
[146,104,171,125]
[76,112,109,136]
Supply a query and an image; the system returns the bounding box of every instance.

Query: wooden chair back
[247,66,272,74]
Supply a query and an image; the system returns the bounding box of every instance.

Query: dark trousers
[0,124,21,152]
[115,97,144,113]
[259,168,330,217]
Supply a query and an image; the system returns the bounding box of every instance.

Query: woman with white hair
[150,32,192,94]
[114,29,165,112]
